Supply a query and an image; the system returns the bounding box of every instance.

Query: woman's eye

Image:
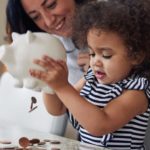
[31,15,40,21]
[89,53,95,57]
[47,1,57,9]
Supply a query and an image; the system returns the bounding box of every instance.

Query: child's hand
[29,55,69,91]
[77,51,90,72]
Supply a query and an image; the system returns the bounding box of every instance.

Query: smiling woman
[20,0,76,37]
[6,0,89,36]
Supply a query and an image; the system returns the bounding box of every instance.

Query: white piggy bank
[0,31,66,94]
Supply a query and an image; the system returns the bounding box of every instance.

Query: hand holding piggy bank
[0,31,66,94]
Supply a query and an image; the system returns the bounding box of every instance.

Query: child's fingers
[33,59,49,67]
[42,55,57,65]
[29,69,46,81]
[33,56,66,76]
[29,69,53,83]
[33,56,56,71]
[57,60,68,72]
[42,56,66,72]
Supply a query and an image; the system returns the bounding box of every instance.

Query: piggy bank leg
[43,86,55,94]
[33,86,42,92]
[14,79,23,88]
[24,78,39,90]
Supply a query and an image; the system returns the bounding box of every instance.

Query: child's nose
[94,56,103,66]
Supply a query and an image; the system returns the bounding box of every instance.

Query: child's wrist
[55,83,71,93]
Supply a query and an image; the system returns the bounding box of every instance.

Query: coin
[19,137,30,148]
[30,138,40,145]
[0,140,11,144]
[50,140,61,144]
[43,139,51,142]
[38,141,46,145]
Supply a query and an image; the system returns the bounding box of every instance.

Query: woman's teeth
[55,19,64,30]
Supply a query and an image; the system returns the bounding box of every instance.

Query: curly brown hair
[73,0,150,79]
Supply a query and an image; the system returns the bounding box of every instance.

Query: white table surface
[0,119,109,150]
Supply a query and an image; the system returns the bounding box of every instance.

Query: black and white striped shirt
[68,68,150,150]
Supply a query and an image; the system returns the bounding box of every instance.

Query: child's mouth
[95,71,106,79]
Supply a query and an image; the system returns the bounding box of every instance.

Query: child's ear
[132,51,145,65]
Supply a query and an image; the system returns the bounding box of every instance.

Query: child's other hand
[77,51,90,72]
[29,55,69,91]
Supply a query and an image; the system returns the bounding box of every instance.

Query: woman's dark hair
[6,0,43,34]
[73,0,150,79]
[75,0,88,4]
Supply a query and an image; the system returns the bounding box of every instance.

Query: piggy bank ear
[26,30,36,43]
[12,32,20,41]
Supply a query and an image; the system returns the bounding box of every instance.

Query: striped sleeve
[66,110,80,130]
[84,68,95,83]
[120,76,150,102]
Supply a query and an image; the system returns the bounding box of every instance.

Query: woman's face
[21,0,76,37]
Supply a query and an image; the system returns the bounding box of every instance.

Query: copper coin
[38,141,46,145]
[28,106,38,113]
[19,137,30,148]
[0,140,11,144]
[29,138,40,145]
[43,139,51,142]
[50,140,61,144]
[16,148,29,150]
[31,96,37,103]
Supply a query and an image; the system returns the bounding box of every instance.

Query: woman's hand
[29,55,69,91]
[77,51,90,72]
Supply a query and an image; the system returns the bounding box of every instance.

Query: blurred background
[0,0,7,45]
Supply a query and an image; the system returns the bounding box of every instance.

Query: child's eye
[89,53,95,57]
[102,55,112,59]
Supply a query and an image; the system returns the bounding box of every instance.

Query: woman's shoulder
[53,35,76,52]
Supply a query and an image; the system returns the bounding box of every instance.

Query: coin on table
[50,140,61,144]
[0,143,18,149]
[43,139,51,143]
[0,140,11,144]
[19,137,30,148]
[30,138,40,145]
[38,141,46,145]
